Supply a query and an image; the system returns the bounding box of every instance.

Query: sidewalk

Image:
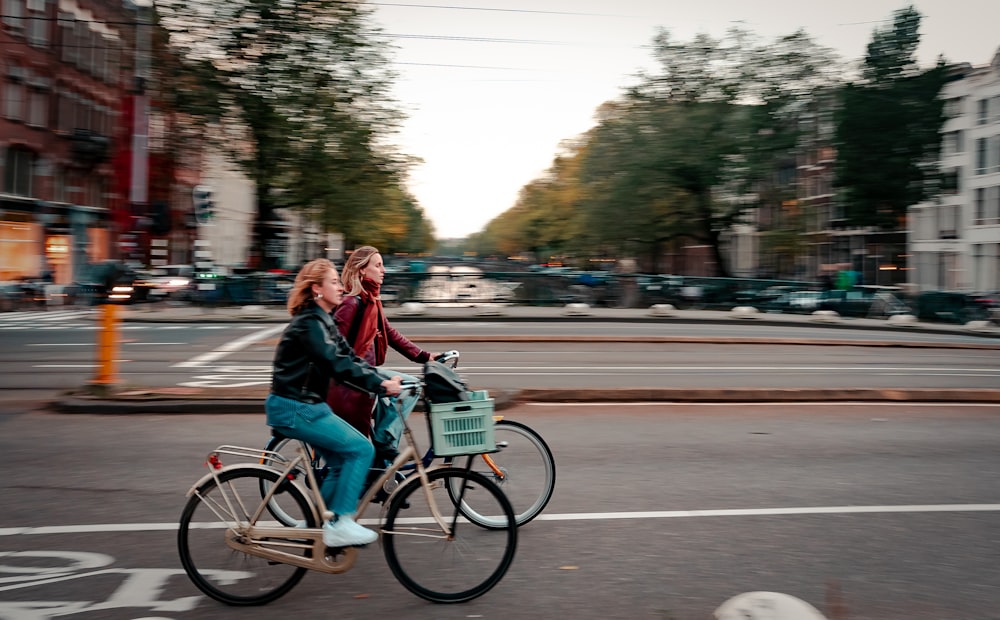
[55,302,1000,414]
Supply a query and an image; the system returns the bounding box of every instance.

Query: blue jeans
[372,368,420,451]
[265,393,374,517]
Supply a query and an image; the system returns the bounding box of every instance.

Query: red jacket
[327,295,430,436]
[332,295,430,366]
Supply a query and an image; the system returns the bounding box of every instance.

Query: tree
[834,5,947,229]
[154,0,430,267]
[584,28,840,275]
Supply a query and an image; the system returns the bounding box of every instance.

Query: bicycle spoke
[178,468,316,606]
[382,468,517,603]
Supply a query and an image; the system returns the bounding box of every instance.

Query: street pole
[92,0,151,392]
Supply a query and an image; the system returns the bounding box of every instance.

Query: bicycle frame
[186,407,456,576]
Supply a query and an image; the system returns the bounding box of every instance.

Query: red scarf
[353,277,387,364]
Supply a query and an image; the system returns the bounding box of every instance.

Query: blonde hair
[341,245,380,296]
[287,258,335,315]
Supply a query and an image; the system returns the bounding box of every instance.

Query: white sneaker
[322,517,378,547]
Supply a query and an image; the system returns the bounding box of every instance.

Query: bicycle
[177,382,517,605]
[262,350,556,528]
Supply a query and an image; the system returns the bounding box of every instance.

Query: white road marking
[2,504,998,537]
[172,324,285,368]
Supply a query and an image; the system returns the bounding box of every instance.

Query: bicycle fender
[184,463,284,498]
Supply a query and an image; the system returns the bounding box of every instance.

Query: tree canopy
[153,0,434,266]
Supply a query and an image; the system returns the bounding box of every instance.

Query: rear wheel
[178,467,316,606]
[450,420,555,528]
[260,436,319,527]
[382,468,517,603]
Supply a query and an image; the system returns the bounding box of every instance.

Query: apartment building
[0,0,144,283]
[909,48,1000,293]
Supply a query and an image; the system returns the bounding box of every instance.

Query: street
[1,310,998,398]
[2,402,999,619]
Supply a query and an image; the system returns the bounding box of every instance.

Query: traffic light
[193,185,214,224]
[150,200,171,235]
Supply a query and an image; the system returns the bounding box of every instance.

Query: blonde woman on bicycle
[327,246,439,465]
[266,258,402,547]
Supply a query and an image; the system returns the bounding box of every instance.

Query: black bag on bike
[422,360,470,403]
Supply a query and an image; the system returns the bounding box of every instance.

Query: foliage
[153,0,434,266]
[833,5,947,229]
[479,27,841,276]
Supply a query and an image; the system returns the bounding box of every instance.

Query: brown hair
[341,245,380,296]
[287,258,335,315]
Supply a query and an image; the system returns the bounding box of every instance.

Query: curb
[52,387,1000,414]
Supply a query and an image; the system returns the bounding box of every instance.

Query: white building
[909,48,1000,293]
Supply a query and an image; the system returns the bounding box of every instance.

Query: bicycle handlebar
[434,350,460,367]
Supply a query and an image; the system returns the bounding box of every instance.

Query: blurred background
[0,2,997,322]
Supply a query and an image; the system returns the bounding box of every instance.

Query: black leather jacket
[270,303,385,404]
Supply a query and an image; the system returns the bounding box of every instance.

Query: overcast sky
[371,0,1000,239]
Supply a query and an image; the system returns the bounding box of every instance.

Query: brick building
[0,0,141,285]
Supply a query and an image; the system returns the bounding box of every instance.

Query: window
[59,13,77,64]
[988,186,1000,224]
[26,88,46,127]
[53,165,65,202]
[2,0,25,32]
[944,96,965,119]
[26,0,46,46]
[56,89,74,132]
[941,167,961,194]
[994,135,1000,173]
[976,137,987,174]
[939,204,959,239]
[993,95,1000,124]
[943,130,964,156]
[978,98,989,125]
[3,68,26,121]
[3,145,35,196]
[975,188,986,224]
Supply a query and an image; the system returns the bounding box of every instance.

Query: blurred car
[145,264,195,301]
[769,290,823,313]
[915,291,998,324]
[0,282,22,311]
[818,286,910,318]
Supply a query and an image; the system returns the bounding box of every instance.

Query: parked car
[818,286,910,318]
[915,291,998,324]
[769,290,824,313]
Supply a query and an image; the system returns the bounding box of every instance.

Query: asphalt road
[1,312,998,402]
[2,402,998,619]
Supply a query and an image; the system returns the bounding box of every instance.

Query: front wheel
[382,468,517,603]
[178,467,317,606]
[450,419,556,528]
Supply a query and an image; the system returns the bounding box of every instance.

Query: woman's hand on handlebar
[433,350,460,366]
[381,375,403,397]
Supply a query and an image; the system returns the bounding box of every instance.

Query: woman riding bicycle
[266,258,403,548]
[326,246,439,466]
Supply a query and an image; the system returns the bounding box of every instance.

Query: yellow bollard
[93,303,119,385]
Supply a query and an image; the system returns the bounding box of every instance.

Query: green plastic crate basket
[428,397,496,457]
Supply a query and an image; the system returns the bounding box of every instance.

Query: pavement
[53,302,1000,414]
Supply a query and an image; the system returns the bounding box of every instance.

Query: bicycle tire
[260,436,316,527]
[449,419,556,528]
[382,468,517,603]
[178,467,316,606]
